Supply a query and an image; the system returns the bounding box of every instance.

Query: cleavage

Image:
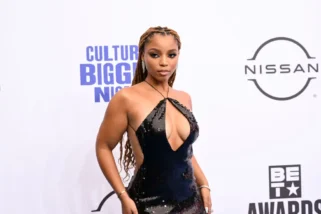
[164,99,191,151]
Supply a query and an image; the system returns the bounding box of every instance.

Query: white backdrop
[1,0,321,213]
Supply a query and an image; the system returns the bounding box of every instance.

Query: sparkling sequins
[182,167,194,180]
[126,97,205,213]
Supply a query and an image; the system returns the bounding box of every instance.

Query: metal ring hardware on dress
[199,185,211,191]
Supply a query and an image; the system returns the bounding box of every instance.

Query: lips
[157,70,170,76]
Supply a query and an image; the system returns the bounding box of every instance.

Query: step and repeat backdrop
[1,0,321,213]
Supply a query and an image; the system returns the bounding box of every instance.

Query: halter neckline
[144,80,170,98]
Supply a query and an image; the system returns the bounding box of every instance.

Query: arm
[186,90,212,213]
[184,91,209,187]
[95,89,129,197]
[191,155,209,187]
[185,91,212,213]
[193,155,212,213]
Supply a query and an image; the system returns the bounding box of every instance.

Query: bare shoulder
[109,84,139,102]
[108,83,145,109]
[171,88,193,110]
[108,86,130,106]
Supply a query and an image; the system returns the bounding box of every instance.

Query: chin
[150,73,168,80]
[157,76,170,82]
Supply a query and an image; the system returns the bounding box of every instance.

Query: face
[142,34,179,82]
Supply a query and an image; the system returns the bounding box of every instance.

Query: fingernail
[205,207,209,213]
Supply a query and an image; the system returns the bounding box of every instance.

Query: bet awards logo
[269,165,301,199]
[80,45,138,103]
[245,37,319,101]
[248,164,321,214]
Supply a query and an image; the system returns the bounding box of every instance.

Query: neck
[144,75,170,94]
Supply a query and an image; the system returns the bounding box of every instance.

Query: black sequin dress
[126,83,206,214]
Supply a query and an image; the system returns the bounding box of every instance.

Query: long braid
[119,26,182,179]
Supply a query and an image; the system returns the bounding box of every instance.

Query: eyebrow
[147,48,178,52]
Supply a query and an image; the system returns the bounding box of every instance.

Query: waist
[127,162,197,200]
[138,159,193,178]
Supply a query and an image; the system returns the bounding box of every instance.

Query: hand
[200,187,212,213]
[120,194,138,214]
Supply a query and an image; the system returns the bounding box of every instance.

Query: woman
[95,26,212,214]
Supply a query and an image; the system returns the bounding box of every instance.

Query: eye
[169,53,177,58]
[149,53,159,58]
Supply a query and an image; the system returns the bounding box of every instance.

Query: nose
[159,56,168,67]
